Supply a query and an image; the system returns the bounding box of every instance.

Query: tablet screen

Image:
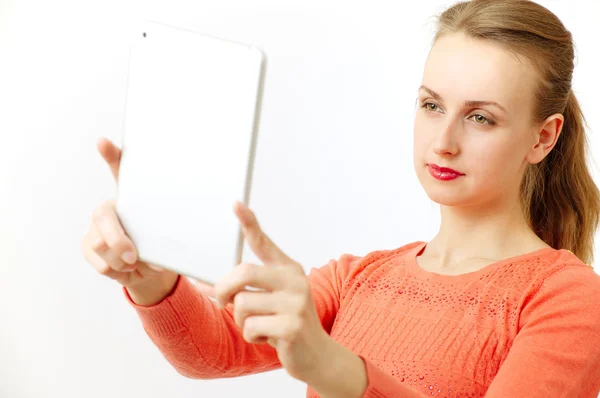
[116,20,266,284]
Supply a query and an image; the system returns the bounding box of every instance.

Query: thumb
[233,201,295,267]
[97,137,121,183]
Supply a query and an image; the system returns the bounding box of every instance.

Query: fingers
[232,292,298,345]
[91,200,138,272]
[214,263,297,308]
[83,198,169,288]
[97,137,121,182]
[233,290,283,331]
[86,221,135,274]
[233,201,295,267]
[243,314,295,344]
[82,223,122,279]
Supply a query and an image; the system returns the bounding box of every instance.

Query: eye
[469,114,493,125]
[422,102,442,113]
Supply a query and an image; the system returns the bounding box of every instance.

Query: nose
[433,117,460,157]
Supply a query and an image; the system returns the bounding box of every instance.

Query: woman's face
[413,32,543,208]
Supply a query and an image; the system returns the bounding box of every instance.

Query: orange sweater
[124,241,600,397]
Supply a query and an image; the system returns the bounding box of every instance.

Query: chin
[423,188,467,206]
[416,168,470,207]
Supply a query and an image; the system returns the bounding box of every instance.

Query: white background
[0,0,598,397]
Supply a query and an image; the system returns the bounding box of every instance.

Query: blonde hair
[433,0,600,265]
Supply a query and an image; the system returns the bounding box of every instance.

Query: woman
[82,0,600,396]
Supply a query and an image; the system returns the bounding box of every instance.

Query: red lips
[427,163,464,181]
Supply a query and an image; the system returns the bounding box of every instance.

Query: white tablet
[115,19,266,285]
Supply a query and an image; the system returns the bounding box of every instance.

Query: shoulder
[345,240,423,272]
[479,248,596,293]
[307,241,424,294]
[336,241,424,291]
[534,259,600,300]
[519,251,600,326]
[527,249,599,293]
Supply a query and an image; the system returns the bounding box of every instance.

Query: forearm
[124,275,281,378]
[307,339,367,398]
[307,338,427,398]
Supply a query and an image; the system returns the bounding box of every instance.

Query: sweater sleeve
[123,253,363,379]
[484,265,600,397]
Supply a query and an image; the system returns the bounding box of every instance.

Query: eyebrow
[418,85,508,114]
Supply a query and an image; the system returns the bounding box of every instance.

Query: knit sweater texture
[124,241,600,397]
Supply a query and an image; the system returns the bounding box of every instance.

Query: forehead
[422,33,537,112]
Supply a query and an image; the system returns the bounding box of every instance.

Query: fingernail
[122,251,136,264]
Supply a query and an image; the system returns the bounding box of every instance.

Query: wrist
[307,337,368,398]
[126,271,180,306]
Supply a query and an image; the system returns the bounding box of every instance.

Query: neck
[425,193,547,269]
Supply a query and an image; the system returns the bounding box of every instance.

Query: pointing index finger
[97,137,121,183]
[234,201,294,267]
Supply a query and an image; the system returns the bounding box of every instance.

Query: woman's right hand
[81,137,180,305]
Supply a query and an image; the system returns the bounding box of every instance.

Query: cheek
[466,138,522,186]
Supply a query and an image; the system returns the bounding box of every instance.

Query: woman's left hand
[214,201,332,383]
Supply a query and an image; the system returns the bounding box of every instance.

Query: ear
[526,113,564,165]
